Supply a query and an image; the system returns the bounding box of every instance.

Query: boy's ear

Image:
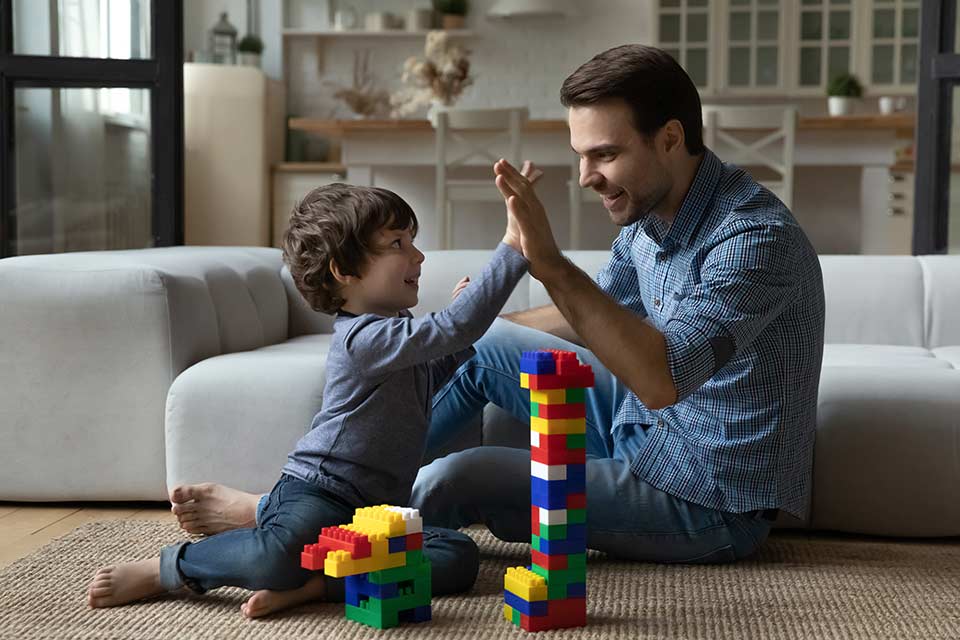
[329,258,356,286]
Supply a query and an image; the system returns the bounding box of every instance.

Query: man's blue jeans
[410,318,773,563]
[159,474,479,597]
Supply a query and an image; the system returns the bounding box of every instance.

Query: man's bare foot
[240,575,327,619]
[87,558,166,608]
[169,483,261,535]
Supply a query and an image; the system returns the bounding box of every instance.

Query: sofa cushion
[932,346,960,369]
[819,256,924,346]
[165,334,333,494]
[822,344,953,369]
[919,256,960,348]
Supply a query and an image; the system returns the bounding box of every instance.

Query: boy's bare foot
[169,483,260,535]
[87,558,165,608]
[240,575,327,619]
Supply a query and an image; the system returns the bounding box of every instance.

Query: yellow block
[520,373,530,389]
[504,566,547,601]
[529,389,568,404]
[347,505,407,537]
[504,604,514,622]
[324,548,406,578]
[530,416,587,435]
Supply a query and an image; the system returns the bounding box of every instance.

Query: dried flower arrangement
[330,50,391,118]
[391,30,473,117]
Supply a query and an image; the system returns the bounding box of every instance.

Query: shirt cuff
[663,317,716,401]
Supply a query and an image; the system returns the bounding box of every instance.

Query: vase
[827,96,857,117]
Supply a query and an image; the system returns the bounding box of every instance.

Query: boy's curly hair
[282,183,419,314]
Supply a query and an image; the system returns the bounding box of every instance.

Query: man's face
[568,100,673,227]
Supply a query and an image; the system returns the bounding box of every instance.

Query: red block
[300,543,331,571]
[531,445,586,465]
[536,403,586,419]
[538,433,569,449]
[567,492,586,510]
[406,532,423,550]
[318,526,372,559]
[530,505,540,537]
[531,548,567,570]
[521,597,587,631]
[526,370,595,390]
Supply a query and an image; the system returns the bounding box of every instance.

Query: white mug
[879,96,895,115]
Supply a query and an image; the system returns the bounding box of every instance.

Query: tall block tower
[503,349,593,632]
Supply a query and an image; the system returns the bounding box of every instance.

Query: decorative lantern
[209,12,237,64]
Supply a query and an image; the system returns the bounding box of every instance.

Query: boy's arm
[342,243,528,376]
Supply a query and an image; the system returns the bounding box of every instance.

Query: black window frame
[914,0,958,254]
[0,0,183,258]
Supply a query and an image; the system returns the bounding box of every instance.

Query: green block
[539,523,568,540]
[530,563,586,587]
[566,433,586,449]
[367,552,427,584]
[567,553,586,570]
[346,603,397,629]
[568,508,586,524]
[530,402,539,417]
[512,606,522,626]
[531,534,541,551]
[566,388,585,403]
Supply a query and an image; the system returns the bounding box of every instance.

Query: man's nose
[579,165,602,190]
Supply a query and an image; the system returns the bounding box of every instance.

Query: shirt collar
[640,149,721,250]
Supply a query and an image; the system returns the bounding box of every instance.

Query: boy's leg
[426,317,628,459]
[412,446,773,563]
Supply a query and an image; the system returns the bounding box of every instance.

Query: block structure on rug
[504,350,593,632]
[301,505,431,629]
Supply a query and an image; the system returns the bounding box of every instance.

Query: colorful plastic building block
[302,505,432,629]
[505,349,591,632]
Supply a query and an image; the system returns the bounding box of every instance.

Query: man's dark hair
[560,44,705,155]
[282,183,418,314]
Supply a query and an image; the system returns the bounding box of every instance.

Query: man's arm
[494,159,677,410]
[500,304,583,346]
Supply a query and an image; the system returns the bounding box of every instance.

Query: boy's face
[343,225,424,317]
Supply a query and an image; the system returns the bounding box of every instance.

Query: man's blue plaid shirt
[596,149,825,519]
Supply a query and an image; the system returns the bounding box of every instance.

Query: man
[171,44,824,564]
[409,43,824,562]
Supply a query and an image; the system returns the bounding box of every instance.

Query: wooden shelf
[282,29,473,38]
[273,162,346,173]
[288,114,917,135]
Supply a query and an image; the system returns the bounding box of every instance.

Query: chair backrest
[430,107,528,248]
[702,105,797,209]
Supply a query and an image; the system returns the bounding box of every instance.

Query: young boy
[87,182,530,618]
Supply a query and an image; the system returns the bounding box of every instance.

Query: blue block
[521,351,556,375]
[536,531,587,555]
[504,589,548,616]
[531,476,586,508]
[345,573,399,602]
[399,605,432,623]
[567,582,586,598]
[388,535,407,553]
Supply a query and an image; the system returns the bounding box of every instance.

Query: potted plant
[827,72,862,117]
[237,34,264,67]
[432,0,468,29]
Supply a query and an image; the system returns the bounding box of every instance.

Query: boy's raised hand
[501,160,543,254]
[495,158,562,279]
[451,276,470,301]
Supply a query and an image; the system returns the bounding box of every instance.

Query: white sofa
[1,247,959,537]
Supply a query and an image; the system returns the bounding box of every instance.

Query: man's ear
[330,259,356,286]
[660,119,686,155]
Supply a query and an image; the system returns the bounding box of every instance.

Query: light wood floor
[0,502,176,569]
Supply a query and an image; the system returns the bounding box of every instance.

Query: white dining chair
[702,105,798,210]
[431,106,528,249]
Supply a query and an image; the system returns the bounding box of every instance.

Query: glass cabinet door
[723,0,783,91]
[658,0,712,90]
[869,0,920,88]
[797,0,854,89]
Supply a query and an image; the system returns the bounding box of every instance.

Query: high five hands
[496,158,563,279]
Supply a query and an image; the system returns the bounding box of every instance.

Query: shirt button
[657,419,664,428]
[657,253,667,262]
[654,298,662,308]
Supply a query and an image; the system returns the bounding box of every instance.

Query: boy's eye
[391,239,402,248]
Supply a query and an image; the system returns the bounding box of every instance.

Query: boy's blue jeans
[158,474,479,597]
[409,318,775,563]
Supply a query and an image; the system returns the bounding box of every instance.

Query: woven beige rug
[0,520,958,639]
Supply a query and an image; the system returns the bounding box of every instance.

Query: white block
[531,431,540,448]
[385,505,423,534]
[538,507,567,525]
[531,460,567,481]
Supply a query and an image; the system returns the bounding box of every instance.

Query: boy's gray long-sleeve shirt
[283,243,528,507]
